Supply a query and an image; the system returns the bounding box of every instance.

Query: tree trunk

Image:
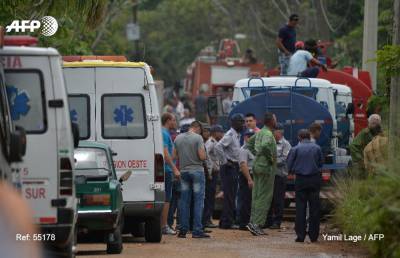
[389,0,400,169]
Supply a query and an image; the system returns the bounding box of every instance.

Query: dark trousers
[238,173,252,228]
[219,163,239,228]
[168,180,181,227]
[266,175,287,226]
[300,67,320,78]
[202,171,218,225]
[295,174,321,241]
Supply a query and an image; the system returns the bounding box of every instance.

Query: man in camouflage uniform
[364,133,388,175]
[246,112,277,236]
[349,114,382,178]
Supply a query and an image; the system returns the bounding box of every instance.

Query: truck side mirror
[333,89,338,101]
[207,96,218,117]
[71,122,80,148]
[9,126,26,162]
[346,103,355,116]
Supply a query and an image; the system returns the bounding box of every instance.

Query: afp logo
[6,16,58,37]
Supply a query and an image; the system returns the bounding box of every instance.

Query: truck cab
[1,36,78,257]
[332,83,354,165]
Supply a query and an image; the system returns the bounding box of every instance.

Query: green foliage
[0,0,109,55]
[333,168,400,257]
[0,0,107,28]
[367,95,390,121]
[376,45,400,77]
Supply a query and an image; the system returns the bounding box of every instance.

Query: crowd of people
[161,110,327,242]
[157,12,387,243]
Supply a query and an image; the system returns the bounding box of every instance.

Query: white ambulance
[63,57,165,243]
[1,36,78,257]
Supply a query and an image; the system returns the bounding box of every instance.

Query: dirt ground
[76,221,369,258]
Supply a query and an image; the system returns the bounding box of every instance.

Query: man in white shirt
[287,39,327,78]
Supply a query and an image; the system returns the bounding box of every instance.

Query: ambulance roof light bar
[63,56,128,62]
[3,35,38,46]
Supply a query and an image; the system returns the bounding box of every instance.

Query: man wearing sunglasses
[276,14,299,75]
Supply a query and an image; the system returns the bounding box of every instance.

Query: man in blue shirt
[276,14,299,75]
[161,113,180,235]
[287,129,323,243]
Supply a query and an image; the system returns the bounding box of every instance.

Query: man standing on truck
[161,113,180,235]
[287,39,328,78]
[216,114,245,229]
[276,14,299,75]
[174,121,209,238]
[287,129,323,243]
[246,112,277,236]
[266,123,291,230]
[349,114,382,178]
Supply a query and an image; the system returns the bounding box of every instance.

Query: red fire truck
[184,39,266,98]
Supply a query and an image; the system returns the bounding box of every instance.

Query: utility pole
[362,0,379,92]
[389,0,400,168]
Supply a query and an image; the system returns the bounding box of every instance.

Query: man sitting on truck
[287,39,328,78]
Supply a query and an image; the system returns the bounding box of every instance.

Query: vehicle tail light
[154,153,164,183]
[287,174,295,180]
[82,194,110,206]
[60,158,73,196]
[322,170,331,182]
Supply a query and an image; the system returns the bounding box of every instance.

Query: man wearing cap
[287,39,328,78]
[276,14,299,75]
[266,123,291,229]
[287,129,323,242]
[215,114,245,229]
[238,129,256,229]
[295,41,305,51]
[203,125,224,228]
[246,112,277,236]
[349,114,383,178]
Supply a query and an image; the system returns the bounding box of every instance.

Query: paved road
[76,222,368,258]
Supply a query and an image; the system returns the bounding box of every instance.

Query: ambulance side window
[5,70,46,134]
[68,94,90,139]
[101,94,147,139]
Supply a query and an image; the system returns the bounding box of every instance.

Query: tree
[0,0,109,54]
[389,0,400,168]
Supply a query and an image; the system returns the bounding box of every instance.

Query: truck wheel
[131,222,145,237]
[107,217,123,254]
[55,227,76,258]
[144,217,162,243]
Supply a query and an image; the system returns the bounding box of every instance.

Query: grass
[332,167,400,257]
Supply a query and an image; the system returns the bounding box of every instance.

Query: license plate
[150,183,164,190]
